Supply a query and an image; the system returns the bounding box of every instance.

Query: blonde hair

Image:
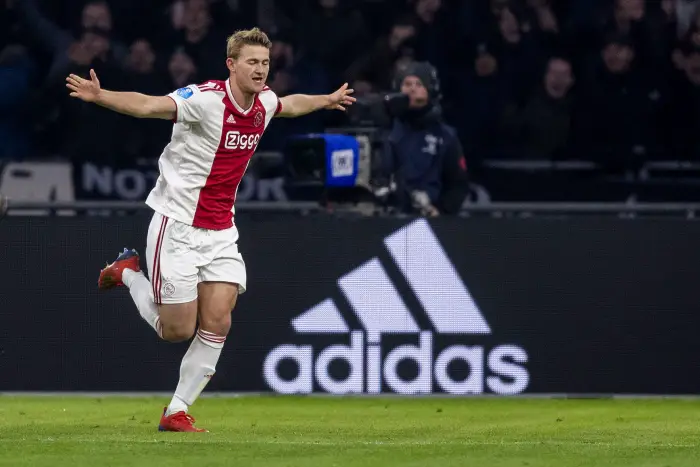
[226,27,272,60]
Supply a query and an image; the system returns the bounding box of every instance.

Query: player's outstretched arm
[277,83,356,118]
[66,69,176,120]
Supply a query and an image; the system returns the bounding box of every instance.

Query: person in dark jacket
[381,61,469,216]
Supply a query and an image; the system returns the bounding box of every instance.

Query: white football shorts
[145,211,247,304]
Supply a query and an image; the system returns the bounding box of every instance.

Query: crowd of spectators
[2,0,700,172]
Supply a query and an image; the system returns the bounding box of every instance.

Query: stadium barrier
[7,199,700,215]
[1,209,699,396]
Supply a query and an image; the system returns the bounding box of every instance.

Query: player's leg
[138,212,200,341]
[98,212,200,341]
[158,282,237,433]
[161,230,246,429]
[109,258,197,342]
[165,282,238,411]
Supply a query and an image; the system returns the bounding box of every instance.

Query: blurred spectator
[46,27,119,87]
[269,31,327,95]
[496,6,546,100]
[672,0,700,38]
[122,39,172,161]
[260,32,326,151]
[667,44,700,160]
[166,47,200,90]
[0,44,35,160]
[407,0,448,73]
[452,4,546,164]
[40,22,131,164]
[598,0,663,68]
[521,0,567,56]
[611,0,647,34]
[456,0,509,42]
[498,56,576,160]
[209,0,257,32]
[526,0,561,36]
[125,39,160,93]
[171,0,227,79]
[346,16,418,95]
[300,0,371,85]
[576,33,665,170]
[456,40,514,166]
[14,0,127,87]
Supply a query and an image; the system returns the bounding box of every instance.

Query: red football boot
[158,408,208,432]
[98,248,141,289]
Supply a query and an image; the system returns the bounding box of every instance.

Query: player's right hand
[66,69,101,103]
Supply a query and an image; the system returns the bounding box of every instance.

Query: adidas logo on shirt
[263,219,530,396]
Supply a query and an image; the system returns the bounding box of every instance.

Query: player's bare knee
[199,313,231,337]
[161,322,196,342]
[157,301,198,342]
[197,283,237,336]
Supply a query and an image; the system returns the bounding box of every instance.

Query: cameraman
[380,62,468,216]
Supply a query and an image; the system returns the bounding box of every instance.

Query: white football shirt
[145,79,281,230]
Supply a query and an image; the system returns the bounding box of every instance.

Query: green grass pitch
[0,395,698,466]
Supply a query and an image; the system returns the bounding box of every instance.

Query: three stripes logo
[263,219,529,395]
[197,81,223,92]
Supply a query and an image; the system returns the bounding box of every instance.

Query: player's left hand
[66,69,101,103]
[326,83,356,111]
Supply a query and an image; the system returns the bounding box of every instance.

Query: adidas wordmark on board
[263,219,529,395]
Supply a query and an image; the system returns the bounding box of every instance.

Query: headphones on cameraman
[391,61,442,102]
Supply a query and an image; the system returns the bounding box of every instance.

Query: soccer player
[65,28,355,432]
